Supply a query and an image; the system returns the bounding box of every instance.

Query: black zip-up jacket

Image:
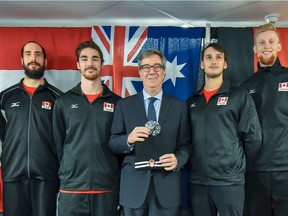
[187,80,262,185]
[240,58,288,171]
[53,83,121,191]
[0,112,5,142]
[0,79,62,182]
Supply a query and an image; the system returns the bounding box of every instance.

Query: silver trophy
[145,120,161,136]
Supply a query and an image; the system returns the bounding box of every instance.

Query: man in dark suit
[108,49,191,216]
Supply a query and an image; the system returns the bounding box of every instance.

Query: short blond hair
[256,23,280,39]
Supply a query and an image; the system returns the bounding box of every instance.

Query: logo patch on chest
[278,82,288,91]
[71,104,78,109]
[217,97,228,106]
[41,101,52,110]
[103,102,114,112]
[11,102,20,107]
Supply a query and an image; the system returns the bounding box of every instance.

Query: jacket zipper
[90,98,95,190]
[204,95,209,185]
[27,96,32,179]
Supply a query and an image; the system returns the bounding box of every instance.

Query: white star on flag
[164,56,186,86]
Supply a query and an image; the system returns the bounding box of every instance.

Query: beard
[204,71,223,79]
[259,53,277,66]
[81,67,100,81]
[83,73,99,81]
[24,62,45,79]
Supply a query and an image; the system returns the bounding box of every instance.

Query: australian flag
[92,26,204,101]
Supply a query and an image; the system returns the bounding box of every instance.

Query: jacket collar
[195,79,232,96]
[73,82,114,98]
[18,78,49,90]
[257,58,281,74]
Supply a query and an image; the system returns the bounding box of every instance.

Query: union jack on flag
[92,26,204,101]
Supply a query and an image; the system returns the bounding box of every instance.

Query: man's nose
[149,68,157,74]
[87,58,94,65]
[31,53,36,61]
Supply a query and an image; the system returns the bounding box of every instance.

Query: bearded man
[0,41,62,216]
[241,23,288,216]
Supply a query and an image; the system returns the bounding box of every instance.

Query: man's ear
[278,42,282,52]
[253,45,257,54]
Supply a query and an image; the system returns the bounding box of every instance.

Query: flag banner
[92,26,204,101]
[0,27,91,92]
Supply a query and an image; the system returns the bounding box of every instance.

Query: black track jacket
[241,58,288,172]
[0,112,5,142]
[0,79,62,182]
[187,80,262,185]
[53,83,121,191]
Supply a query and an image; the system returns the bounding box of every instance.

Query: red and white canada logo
[278,82,288,91]
[41,101,52,110]
[148,159,156,167]
[103,102,114,112]
[217,97,228,106]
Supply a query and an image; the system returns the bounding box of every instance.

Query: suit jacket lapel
[158,94,172,126]
[135,92,148,125]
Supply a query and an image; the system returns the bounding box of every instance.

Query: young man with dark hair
[0,41,62,216]
[53,40,122,216]
[187,43,261,216]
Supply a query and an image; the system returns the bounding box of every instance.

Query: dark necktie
[148,97,157,121]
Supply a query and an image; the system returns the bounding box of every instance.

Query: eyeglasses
[140,64,164,72]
